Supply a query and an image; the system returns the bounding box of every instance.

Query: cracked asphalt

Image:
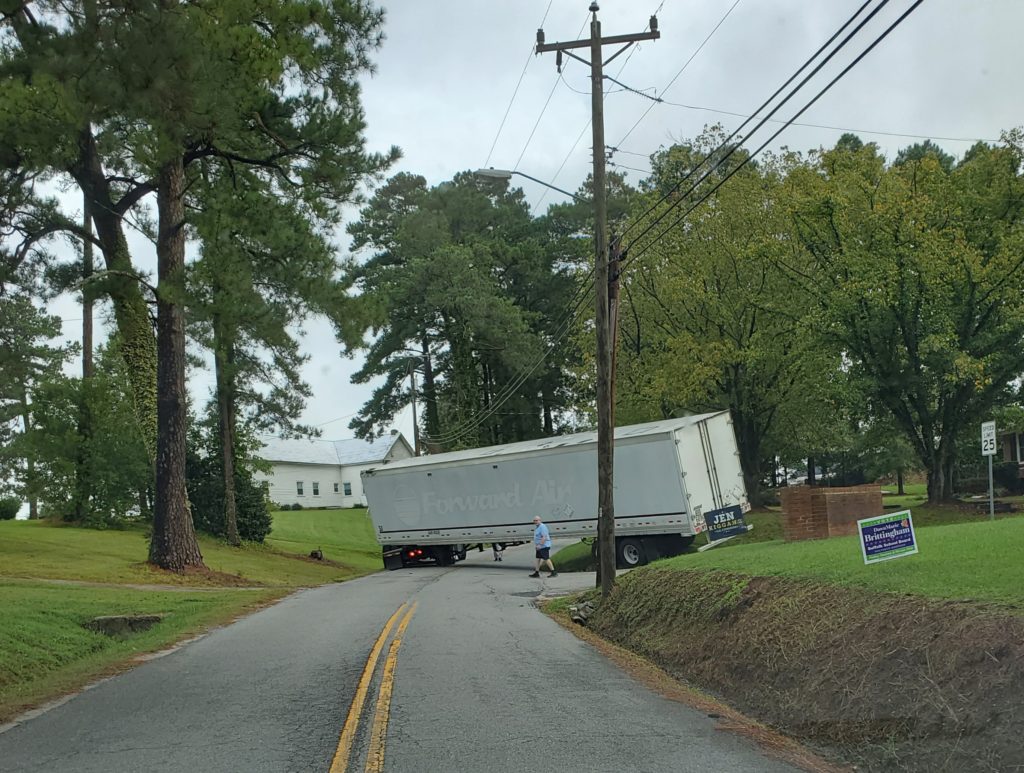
[0,541,797,772]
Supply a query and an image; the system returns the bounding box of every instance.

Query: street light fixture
[473,168,588,204]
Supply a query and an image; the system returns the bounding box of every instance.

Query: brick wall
[780,484,885,541]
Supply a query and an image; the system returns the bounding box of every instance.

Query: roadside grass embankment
[553,502,1022,578]
[0,582,280,724]
[0,508,381,724]
[265,506,381,574]
[551,517,1024,771]
[678,516,1024,606]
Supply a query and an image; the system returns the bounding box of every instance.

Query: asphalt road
[0,542,798,772]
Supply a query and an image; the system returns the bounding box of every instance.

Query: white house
[254,431,414,508]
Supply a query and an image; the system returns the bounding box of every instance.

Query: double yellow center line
[330,601,418,773]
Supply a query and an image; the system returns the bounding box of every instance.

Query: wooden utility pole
[409,359,421,456]
[73,194,95,522]
[537,4,659,596]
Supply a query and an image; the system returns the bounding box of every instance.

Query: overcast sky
[45,0,1024,446]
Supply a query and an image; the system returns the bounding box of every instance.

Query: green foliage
[791,136,1024,501]
[0,497,19,520]
[0,295,72,517]
[346,171,579,448]
[613,130,839,502]
[5,343,150,527]
[291,502,304,511]
[186,412,272,543]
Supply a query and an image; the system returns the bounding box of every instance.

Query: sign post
[981,420,997,520]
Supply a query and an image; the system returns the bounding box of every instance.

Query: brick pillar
[781,485,829,541]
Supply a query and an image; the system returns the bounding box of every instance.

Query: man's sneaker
[548,571,559,578]
[528,571,540,578]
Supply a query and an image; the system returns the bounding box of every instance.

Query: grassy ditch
[573,567,1024,772]
[0,581,284,723]
[551,515,1024,770]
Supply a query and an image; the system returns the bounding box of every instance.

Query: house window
[312,482,320,497]
[343,482,352,496]
[334,483,339,493]
[296,481,304,496]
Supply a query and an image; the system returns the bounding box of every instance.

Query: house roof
[257,433,406,467]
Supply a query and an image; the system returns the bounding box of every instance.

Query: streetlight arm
[473,168,589,204]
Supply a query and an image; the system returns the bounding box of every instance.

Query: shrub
[0,496,21,520]
[186,422,273,543]
[291,502,303,511]
[279,503,292,511]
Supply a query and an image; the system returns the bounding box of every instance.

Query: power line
[424,270,596,445]
[316,411,360,427]
[608,81,999,146]
[513,77,561,172]
[608,160,652,176]
[623,0,928,277]
[531,120,590,214]
[621,0,878,242]
[530,3,660,214]
[424,271,594,444]
[616,0,743,148]
[484,0,554,168]
[512,14,590,174]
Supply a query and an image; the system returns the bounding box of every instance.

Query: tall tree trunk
[925,442,956,505]
[420,335,440,440]
[542,389,554,436]
[213,311,240,546]
[149,156,204,571]
[732,409,763,507]
[896,468,905,496]
[19,387,37,520]
[807,456,816,486]
[73,194,95,522]
[72,130,158,465]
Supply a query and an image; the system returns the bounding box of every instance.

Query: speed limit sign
[981,421,997,456]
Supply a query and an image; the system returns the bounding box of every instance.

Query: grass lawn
[668,516,1024,607]
[0,580,282,723]
[0,513,381,588]
[0,508,385,722]
[266,507,381,574]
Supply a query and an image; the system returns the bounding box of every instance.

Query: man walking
[529,515,557,578]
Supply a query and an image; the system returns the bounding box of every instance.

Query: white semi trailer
[361,411,748,570]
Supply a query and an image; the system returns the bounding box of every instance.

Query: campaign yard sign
[858,510,918,565]
[703,505,747,541]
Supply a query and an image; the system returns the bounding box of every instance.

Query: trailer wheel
[435,546,454,566]
[616,537,647,568]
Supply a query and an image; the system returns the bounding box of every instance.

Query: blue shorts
[535,547,551,560]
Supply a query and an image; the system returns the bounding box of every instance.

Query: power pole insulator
[536,28,544,47]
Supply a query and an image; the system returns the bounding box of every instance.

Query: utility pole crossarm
[536,30,659,54]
